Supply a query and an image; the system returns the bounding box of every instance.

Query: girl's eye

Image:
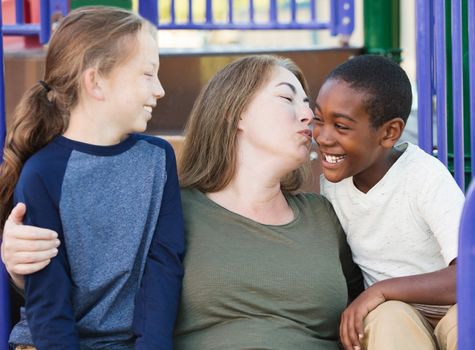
[144,73,154,77]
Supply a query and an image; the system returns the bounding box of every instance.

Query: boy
[314,55,463,350]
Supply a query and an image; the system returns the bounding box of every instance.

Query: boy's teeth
[324,154,346,164]
[144,106,152,113]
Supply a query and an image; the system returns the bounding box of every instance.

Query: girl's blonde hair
[0,6,156,228]
[179,55,310,193]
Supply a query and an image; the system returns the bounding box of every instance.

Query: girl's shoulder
[133,134,174,152]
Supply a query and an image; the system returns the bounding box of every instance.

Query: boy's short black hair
[325,55,412,128]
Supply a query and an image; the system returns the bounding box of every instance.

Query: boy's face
[313,79,389,187]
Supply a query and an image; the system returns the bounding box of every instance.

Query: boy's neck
[353,146,404,193]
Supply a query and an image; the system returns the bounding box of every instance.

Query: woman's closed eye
[280,95,293,102]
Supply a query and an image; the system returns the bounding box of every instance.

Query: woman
[2,55,362,349]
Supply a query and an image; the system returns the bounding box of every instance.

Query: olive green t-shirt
[174,188,362,350]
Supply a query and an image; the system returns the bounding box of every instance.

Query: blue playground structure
[0,1,474,349]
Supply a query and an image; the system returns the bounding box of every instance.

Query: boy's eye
[335,123,350,130]
[313,115,324,124]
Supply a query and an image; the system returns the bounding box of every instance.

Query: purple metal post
[228,0,233,24]
[310,0,316,22]
[416,0,433,154]
[269,0,277,23]
[434,0,447,166]
[15,0,24,23]
[170,0,176,24]
[188,0,193,24]
[205,0,213,24]
[457,180,475,349]
[39,0,51,44]
[2,24,41,36]
[50,0,68,17]
[0,5,5,154]
[451,0,464,189]
[468,0,475,179]
[329,0,338,36]
[249,0,254,23]
[290,0,297,23]
[338,0,354,36]
[0,5,11,350]
[138,0,158,26]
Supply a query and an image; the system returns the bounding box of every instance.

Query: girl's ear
[380,117,405,148]
[82,67,105,101]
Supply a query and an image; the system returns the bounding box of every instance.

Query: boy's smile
[313,79,397,193]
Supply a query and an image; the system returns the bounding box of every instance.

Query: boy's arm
[16,172,80,350]
[133,145,185,350]
[339,261,456,350]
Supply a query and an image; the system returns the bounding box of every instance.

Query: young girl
[0,7,184,350]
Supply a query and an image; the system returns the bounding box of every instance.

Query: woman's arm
[1,203,60,290]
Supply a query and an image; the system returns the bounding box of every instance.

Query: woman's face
[238,66,314,170]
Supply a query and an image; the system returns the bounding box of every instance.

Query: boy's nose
[314,125,335,146]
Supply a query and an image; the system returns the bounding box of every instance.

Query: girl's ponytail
[0,81,65,229]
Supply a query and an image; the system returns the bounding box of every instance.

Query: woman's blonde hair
[179,54,310,193]
[0,6,156,228]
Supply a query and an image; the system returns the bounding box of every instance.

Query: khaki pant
[15,347,36,350]
[363,301,457,350]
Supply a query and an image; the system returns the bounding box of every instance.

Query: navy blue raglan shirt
[11,134,185,350]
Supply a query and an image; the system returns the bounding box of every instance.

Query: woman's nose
[299,105,314,125]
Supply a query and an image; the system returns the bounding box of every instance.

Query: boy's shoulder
[396,142,445,170]
[395,142,456,185]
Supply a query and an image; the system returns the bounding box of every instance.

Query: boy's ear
[82,67,105,101]
[380,117,405,148]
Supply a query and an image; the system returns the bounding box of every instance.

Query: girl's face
[238,66,314,171]
[101,27,165,135]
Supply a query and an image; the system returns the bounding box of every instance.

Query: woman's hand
[1,203,60,290]
[339,285,386,350]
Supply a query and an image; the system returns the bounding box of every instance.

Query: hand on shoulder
[1,203,60,289]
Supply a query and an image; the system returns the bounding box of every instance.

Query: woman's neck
[206,165,294,225]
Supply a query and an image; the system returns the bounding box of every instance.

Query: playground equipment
[0,1,474,349]
[458,180,475,349]
[416,0,475,189]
